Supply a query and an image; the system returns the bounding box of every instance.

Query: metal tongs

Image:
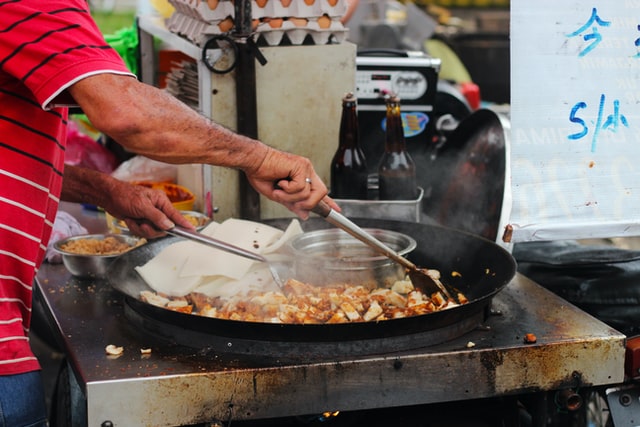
[166,226,290,289]
[167,226,264,261]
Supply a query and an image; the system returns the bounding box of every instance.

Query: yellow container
[134,182,195,211]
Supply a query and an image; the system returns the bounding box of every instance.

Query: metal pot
[288,228,416,288]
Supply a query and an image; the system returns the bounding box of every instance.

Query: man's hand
[244,146,340,219]
[61,166,194,239]
[104,182,195,238]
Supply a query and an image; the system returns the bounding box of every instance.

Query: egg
[288,17,308,27]
[218,16,235,32]
[317,14,331,28]
[267,17,283,28]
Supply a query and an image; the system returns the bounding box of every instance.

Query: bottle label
[381,112,430,138]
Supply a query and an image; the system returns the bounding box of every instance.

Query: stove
[122,298,489,361]
[35,204,626,426]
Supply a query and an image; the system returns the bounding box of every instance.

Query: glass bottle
[330,92,369,199]
[378,94,417,200]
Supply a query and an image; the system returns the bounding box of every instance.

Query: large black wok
[108,218,516,342]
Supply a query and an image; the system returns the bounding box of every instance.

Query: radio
[355,51,441,191]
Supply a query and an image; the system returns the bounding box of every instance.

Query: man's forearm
[61,165,117,207]
[68,74,270,173]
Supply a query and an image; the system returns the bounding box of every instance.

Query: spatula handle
[311,199,333,217]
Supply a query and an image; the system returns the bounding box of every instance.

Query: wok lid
[424,108,511,243]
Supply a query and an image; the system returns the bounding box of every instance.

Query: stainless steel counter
[36,203,626,426]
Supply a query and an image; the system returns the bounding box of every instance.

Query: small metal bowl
[177,210,211,230]
[53,234,144,279]
[288,228,417,288]
[109,210,211,234]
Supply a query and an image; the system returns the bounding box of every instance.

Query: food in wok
[140,274,469,324]
[133,218,471,324]
[108,217,516,341]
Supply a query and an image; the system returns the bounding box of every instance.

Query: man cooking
[0,1,337,425]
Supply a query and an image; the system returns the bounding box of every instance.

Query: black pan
[108,218,516,342]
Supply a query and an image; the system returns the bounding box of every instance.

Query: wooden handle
[311,199,332,217]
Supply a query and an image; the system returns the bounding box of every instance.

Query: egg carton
[169,0,235,23]
[168,0,346,23]
[252,17,348,45]
[249,0,347,20]
[166,12,211,45]
[167,11,347,46]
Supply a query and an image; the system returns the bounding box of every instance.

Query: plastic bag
[514,240,640,336]
[104,25,139,75]
[45,211,88,264]
[65,121,118,173]
[111,155,178,183]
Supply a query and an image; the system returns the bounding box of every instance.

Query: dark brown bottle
[378,95,417,200]
[330,92,369,199]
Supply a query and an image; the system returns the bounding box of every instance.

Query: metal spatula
[312,201,456,300]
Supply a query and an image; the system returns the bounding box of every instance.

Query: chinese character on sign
[566,7,611,57]
[568,94,629,152]
[634,25,640,58]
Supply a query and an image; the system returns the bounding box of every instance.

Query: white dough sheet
[135,218,303,298]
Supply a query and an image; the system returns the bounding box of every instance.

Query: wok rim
[107,218,516,342]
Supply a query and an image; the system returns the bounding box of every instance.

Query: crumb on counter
[105,344,124,356]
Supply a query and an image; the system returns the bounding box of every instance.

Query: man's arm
[67,74,337,219]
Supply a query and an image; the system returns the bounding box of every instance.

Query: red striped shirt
[0,0,132,375]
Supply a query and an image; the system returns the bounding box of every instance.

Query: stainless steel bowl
[53,234,144,279]
[288,228,416,288]
[178,210,212,230]
[111,210,211,233]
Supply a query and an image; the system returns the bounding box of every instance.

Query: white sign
[509,0,640,242]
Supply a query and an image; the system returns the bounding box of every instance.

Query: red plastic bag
[65,121,118,174]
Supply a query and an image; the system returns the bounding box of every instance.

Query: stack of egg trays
[166,0,348,46]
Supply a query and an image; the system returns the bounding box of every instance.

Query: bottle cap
[343,92,356,102]
[387,94,401,103]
